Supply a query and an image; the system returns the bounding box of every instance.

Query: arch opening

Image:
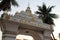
[16,34,34,40]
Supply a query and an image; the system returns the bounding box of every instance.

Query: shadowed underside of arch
[17,28,42,40]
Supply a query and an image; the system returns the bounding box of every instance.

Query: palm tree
[35,3,58,40]
[0,0,18,11]
[36,3,58,25]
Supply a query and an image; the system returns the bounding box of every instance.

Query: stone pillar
[44,30,51,40]
[2,33,16,40]
[0,27,2,40]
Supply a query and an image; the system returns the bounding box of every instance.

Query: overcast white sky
[0,0,60,40]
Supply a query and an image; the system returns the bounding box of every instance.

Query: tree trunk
[50,25,56,40]
[52,32,56,40]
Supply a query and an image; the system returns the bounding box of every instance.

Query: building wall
[1,13,52,40]
[1,21,52,40]
[2,34,16,40]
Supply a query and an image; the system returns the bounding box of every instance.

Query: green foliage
[10,0,18,6]
[36,3,58,25]
[0,0,18,11]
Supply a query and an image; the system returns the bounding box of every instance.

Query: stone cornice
[3,30,17,35]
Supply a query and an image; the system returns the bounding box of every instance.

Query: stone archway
[17,28,42,40]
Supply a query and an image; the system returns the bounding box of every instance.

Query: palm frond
[0,0,11,11]
[49,14,58,18]
[44,17,54,25]
[42,3,47,12]
[0,0,19,11]
[48,6,55,12]
[10,0,18,6]
[38,6,43,12]
[35,11,42,14]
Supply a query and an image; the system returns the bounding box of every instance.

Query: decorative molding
[3,30,17,35]
[0,21,6,32]
[2,36,16,38]
[5,15,10,20]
